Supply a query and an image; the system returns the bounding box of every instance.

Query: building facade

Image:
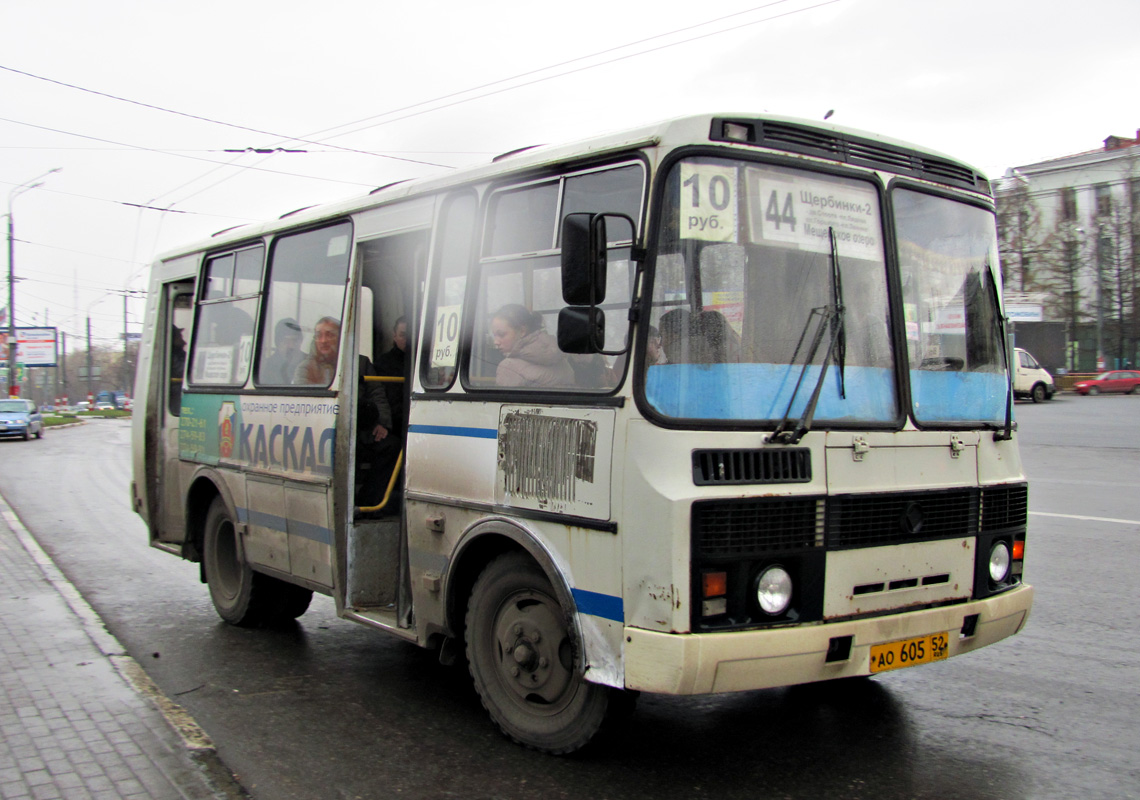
[995,131,1139,372]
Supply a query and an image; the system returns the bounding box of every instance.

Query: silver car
[0,398,44,440]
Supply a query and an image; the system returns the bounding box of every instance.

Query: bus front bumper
[623,583,1033,695]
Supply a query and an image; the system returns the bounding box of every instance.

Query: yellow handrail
[356,373,407,514]
[356,449,404,515]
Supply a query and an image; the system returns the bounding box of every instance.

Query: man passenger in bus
[490,304,574,388]
[293,316,341,385]
[361,317,408,511]
[261,318,304,384]
[374,317,408,432]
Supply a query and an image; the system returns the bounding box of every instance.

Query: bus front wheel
[465,551,612,754]
[203,497,312,626]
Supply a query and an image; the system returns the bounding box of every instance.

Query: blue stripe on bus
[239,507,332,546]
[408,424,498,439]
[572,588,624,623]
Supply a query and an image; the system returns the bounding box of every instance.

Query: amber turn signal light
[703,571,727,598]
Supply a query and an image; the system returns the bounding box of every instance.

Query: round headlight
[755,566,793,616]
[989,541,1011,583]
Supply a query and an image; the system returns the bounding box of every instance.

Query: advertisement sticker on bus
[745,167,880,259]
[179,393,338,477]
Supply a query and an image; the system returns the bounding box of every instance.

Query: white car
[1013,348,1055,403]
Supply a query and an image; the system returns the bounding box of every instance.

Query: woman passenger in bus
[490,304,574,388]
[293,316,341,385]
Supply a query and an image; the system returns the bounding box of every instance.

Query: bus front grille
[826,489,979,548]
[980,483,1029,530]
[693,497,824,557]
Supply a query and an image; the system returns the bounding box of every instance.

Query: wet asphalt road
[0,395,1137,800]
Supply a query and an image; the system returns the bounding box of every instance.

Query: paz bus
[131,112,1033,753]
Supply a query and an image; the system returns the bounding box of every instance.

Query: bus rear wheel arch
[202,496,313,626]
[464,551,613,754]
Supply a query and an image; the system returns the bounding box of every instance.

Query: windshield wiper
[768,228,847,445]
[985,261,1014,441]
[830,226,847,399]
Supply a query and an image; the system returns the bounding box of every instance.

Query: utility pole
[86,316,93,404]
[60,331,67,405]
[6,168,61,398]
[123,292,129,392]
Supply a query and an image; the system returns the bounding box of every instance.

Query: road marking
[1030,511,1140,526]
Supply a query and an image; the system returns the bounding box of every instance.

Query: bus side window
[422,193,476,390]
[189,247,262,386]
[256,223,353,388]
[167,290,193,417]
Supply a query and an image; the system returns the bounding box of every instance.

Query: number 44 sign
[746,167,882,259]
[679,163,738,243]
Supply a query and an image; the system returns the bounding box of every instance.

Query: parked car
[1012,348,1055,403]
[93,402,115,411]
[1073,370,1140,396]
[0,398,44,440]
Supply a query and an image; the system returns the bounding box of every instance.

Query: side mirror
[557,307,606,354]
[561,213,607,306]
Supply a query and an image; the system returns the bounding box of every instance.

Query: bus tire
[465,551,610,754]
[266,576,314,620]
[203,496,267,626]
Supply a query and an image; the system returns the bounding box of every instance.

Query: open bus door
[152,282,194,547]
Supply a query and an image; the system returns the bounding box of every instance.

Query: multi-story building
[995,131,1139,372]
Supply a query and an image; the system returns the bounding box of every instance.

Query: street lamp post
[6,168,61,397]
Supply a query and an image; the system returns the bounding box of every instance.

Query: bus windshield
[645,157,896,426]
[894,188,1007,425]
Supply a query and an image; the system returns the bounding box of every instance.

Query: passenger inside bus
[293,316,341,385]
[657,309,741,365]
[356,351,396,511]
[260,317,304,385]
[357,316,407,513]
[490,304,574,388]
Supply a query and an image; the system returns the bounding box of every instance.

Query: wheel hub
[493,593,573,705]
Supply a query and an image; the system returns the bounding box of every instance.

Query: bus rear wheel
[465,552,611,754]
[203,497,313,626]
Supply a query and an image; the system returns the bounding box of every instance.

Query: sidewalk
[0,496,241,800]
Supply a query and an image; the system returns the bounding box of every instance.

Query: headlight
[989,541,1011,583]
[755,565,793,615]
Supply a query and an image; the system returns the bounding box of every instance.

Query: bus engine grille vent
[693,497,824,557]
[980,483,1028,531]
[692,448,812,485]
[826,489,979,548]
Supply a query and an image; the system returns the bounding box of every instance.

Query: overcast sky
[2,0,1138,351]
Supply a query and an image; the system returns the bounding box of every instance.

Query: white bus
[132,113,1033,753]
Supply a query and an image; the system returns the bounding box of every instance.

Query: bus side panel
[406,399,626,687]
[244,475,291,574]
[285,481,335,588]
[406,400,498,503]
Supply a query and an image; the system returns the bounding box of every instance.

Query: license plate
[869,631,949,674]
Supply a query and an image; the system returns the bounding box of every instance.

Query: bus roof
[154,111,989,263]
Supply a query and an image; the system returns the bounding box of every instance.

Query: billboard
[15,327,58,367]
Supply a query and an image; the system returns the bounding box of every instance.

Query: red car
[1073,370,1140,395]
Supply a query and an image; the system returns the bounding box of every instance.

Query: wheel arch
[444,518,583,663]
[183,466,240,565]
